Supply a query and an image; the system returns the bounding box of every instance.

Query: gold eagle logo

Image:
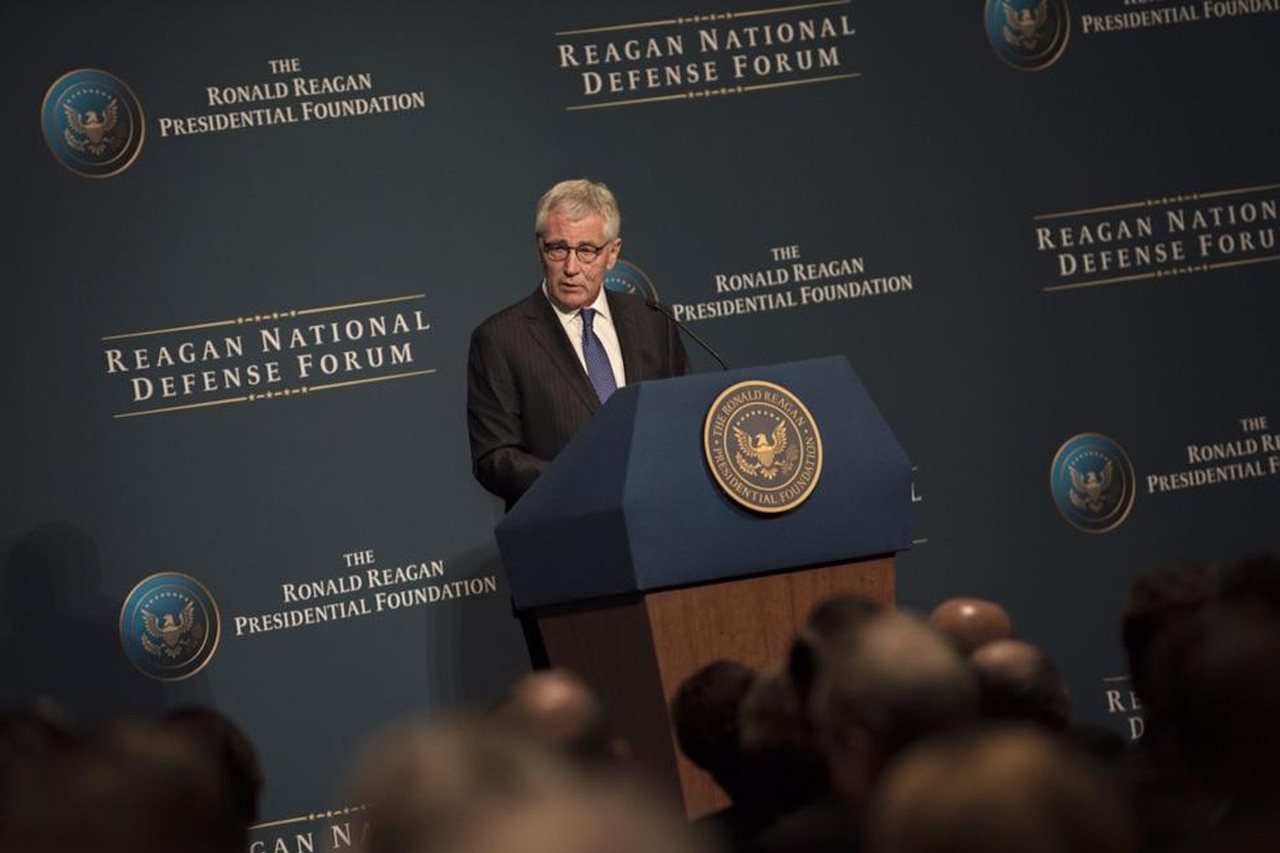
[1068,461,1114,513]
[704,380,823,514]
[63,99,123,157]
[140,601,199,661]
[1002,0,1050,49]
[733,422,795,481]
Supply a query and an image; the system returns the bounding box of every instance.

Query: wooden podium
[497,357,912,818]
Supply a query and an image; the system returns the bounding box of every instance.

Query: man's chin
[549,286,587,310]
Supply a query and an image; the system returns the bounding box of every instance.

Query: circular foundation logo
[41,69,146,178]
[704,380,823,514]
[119,572,220,680]
[985,0,1071,71]
[1050,433,1136,533]
[604,260,659,302]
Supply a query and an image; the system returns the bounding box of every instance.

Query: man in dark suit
[467,179,690,508]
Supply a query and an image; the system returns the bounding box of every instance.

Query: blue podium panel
[497,357,913,611]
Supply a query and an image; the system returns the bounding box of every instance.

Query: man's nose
[562,250,581,274]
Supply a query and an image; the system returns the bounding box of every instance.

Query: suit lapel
[522,287,600,412]
[609,290,641,384]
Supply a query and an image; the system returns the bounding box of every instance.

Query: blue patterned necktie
[580,307,617,403]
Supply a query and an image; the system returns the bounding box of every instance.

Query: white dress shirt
[544,281,626,390]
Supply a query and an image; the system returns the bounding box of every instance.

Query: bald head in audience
[928,598,1012,655]
[970,639,1071,730]
[496,669,614,764]
[869,728,1135,853]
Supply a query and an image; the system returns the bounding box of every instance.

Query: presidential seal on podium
[704,380,823,514]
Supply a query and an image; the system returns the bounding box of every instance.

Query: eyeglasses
[540,240,612,263]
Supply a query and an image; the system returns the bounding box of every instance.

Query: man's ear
[605,238,622,270]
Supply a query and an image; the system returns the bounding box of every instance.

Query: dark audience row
[2,553,1278,853]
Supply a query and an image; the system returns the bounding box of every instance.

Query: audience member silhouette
[351,717,585,853]
[1147,600,1280,851]
[755,610,978,853]
[0,699,75,769]
[425,776,713,853]
[164,707,264,840]
[672,659,761,851]
[1121,561,1217,705]
[868,728,1136,853]
[2,718,235,853]
[812,610,980,795]
[1215,553,1280,614]
[1121,562,1224,853]
[738,666,830,824]
[788,594,883,716]
[493,669,618,766]
[6,571,1280,853]
[969,639,1071,730]
[672,659,757,800]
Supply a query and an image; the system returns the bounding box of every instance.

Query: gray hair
[535,179,621,242]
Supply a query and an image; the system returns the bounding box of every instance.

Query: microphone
[644,297,729,371]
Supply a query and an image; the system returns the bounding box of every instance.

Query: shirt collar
[542,279,612,325]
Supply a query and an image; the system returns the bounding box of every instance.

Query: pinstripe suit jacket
[467,285,690,507]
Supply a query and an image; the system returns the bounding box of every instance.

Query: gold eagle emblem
[733,422,794,480]
[1002,0,1050,49]
[63,99,123,156]
[1068,461,1113,513]
[704,380,823,514]
[140,601,198,660]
